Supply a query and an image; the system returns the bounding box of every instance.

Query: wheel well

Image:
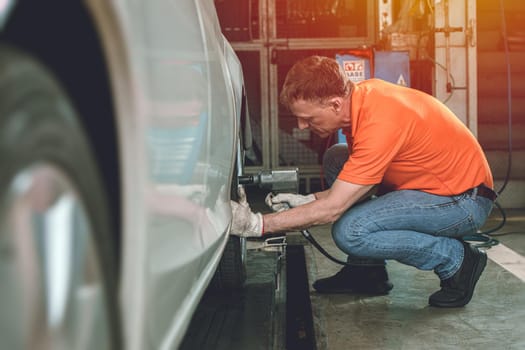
[1,1,121,261]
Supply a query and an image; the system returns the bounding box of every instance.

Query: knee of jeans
[331,218,366,255]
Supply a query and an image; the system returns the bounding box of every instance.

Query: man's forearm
[262,197,339,233]
[262,181,375,234]
[315,185,376,202]
[312,189,329,200]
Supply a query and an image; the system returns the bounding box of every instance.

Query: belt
[466,185,498,201]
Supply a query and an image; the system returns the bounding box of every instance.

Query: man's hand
[230,186,263,237]
[265,192,316,212]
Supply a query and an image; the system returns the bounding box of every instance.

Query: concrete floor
[299,208,525,350]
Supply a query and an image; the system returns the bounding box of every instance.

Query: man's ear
[329,97,342,112]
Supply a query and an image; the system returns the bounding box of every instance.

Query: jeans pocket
[435,212,476,237]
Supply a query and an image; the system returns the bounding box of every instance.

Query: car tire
[0,44,121,349]
[209,235,247,291]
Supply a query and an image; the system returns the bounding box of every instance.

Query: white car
[0,0,250,349]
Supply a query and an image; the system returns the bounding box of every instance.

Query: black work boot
[429,241,487,308]
[313,265,393,295]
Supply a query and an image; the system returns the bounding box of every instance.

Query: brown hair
[279,55,352,109]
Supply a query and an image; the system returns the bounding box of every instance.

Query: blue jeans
[323,144,494,280]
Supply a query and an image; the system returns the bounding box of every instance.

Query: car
[0,0,250,349]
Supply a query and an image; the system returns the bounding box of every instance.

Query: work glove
[265,192,316,212]
[230,186,263,237]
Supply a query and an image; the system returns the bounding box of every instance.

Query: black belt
[466,185,498,201]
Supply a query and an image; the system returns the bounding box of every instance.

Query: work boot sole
[429,249,487,308]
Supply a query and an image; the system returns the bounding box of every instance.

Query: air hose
[299,229,352,266]
[271,200,353,266]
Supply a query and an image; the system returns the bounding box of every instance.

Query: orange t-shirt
[338,79,493,196]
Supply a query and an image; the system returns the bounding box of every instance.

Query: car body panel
[79,0,240,348]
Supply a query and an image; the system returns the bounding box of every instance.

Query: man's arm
[262,180,375,233]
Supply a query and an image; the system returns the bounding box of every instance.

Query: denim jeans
[323,144,494,280]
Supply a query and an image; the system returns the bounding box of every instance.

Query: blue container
[375,51,411,87]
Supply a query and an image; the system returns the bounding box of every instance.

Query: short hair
[279,55,352,109]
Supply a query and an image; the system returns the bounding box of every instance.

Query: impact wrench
[239,169,353,266]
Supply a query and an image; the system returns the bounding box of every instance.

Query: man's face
[289,99,342,139]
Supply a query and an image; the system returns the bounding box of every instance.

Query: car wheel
[0,44,120,349]
[209,235,247,291]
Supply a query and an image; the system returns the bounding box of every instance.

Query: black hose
[300,229,353,266]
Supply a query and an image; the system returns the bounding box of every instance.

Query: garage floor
[303,208,525,350]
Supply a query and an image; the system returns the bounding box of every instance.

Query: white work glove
[265,192,316,212]
[230,186,263,237]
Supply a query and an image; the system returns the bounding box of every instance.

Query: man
[230,55,495,307]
